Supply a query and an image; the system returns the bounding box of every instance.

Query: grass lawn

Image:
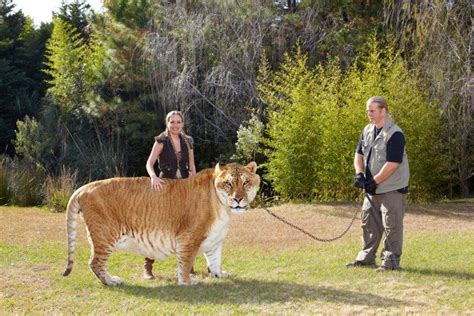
[0,200,473,314]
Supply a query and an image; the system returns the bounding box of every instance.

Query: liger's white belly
[115,232,176,260]
[114,209,231,259]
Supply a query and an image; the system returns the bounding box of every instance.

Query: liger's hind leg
[89,251,123,286]
[86,226,122,286]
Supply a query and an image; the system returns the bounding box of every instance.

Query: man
[348,96,409,271]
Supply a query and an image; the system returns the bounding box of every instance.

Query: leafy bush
[45,166,77,212]
[232,113,264,163]
[259,36,447,201]
[6,158,45,206]
[14,116,50,166]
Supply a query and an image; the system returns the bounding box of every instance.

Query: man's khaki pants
[355,190,407,268]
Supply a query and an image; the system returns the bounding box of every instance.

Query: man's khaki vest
[362,120,410,194]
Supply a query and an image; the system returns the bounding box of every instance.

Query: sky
[13,0,104,26]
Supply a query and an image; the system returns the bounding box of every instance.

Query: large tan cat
[63,162,260,286]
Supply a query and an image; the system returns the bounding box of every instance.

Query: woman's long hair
[164,110,193,150]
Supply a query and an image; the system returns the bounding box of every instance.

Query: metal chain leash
[262,206,360,242]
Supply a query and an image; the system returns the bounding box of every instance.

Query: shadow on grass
[403,267,473,280]
[109,277,416,307]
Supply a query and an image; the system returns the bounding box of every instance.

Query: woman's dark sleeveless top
[154,133,193,179]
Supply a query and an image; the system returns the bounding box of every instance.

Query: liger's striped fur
[63,162,260,286]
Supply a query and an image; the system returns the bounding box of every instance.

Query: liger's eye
[224,180,232,189]
[243,179,250,187]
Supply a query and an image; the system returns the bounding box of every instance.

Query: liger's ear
[215,163,222,174]
[246,161,257,174]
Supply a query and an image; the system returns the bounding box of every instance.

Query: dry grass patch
[0,207,71,245]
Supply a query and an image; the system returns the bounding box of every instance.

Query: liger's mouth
[230,206,247,211]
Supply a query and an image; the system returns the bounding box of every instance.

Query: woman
[144,110,197,280]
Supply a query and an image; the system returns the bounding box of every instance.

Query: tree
[55,0,92,42]
[89,0,390,173]
[258,46,321,198]
[384,0,472,197]
[42,15,126,180]
[0,0,51,155]
[44,17,87,116]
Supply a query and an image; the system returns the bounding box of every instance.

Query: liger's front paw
[106,276,123,286]
[178,279,199,286]
[209,270,229,278]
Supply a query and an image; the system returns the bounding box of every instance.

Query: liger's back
[76,169,218,232]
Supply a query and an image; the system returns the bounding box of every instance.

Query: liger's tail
[62,189,82,277]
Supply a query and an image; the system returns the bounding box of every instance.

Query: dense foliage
[259,38,447,201]
[383,0,472,197]
[0,0,51,156]
[0,0,471,207]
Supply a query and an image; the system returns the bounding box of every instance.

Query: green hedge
[259,37,447,201]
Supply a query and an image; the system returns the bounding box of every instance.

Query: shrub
[14,116,45,165]
[259,36,447,201]
[258,47,321,199]
[7,159,45,206]
[45,166,78,212]
[232,113,264,163]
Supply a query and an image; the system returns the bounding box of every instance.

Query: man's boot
[144,257,155,280]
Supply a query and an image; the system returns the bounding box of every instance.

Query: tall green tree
[55,0,92,42]
[0,0,51,155]
[384,0,472,197]
[41,15,124,179]
[44,17,87,117]
[92,0,159,174]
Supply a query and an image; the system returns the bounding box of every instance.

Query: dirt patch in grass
[1,201,473,249]
[0,207,75,245]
